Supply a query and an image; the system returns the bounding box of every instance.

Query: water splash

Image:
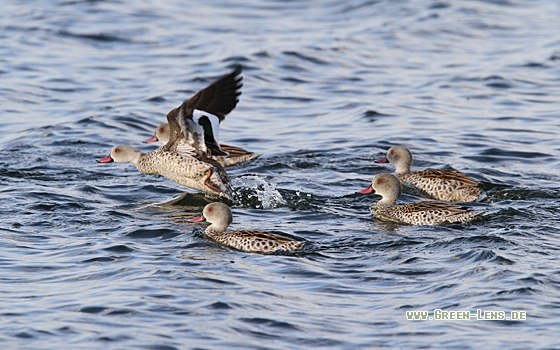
[233,175,286,209]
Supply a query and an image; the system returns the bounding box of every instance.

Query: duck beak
[374,157,389,164]
[188,215,206,223]
[142,135,158,143]
[358,186,374,194]
[96,155,114,163]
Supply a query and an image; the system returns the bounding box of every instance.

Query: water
[1,0,560,348]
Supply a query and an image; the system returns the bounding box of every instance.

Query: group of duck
[97,65,485,254]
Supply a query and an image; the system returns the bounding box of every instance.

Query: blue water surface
[1,0,560,348]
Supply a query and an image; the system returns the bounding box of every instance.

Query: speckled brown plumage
[361,173,482,225]
[375,145,484,202]
[190,202,307,253]
[144,122,259,167]
[97,145,233,198]
[97,68,242,198]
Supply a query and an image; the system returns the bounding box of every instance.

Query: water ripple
[1,0,560,348]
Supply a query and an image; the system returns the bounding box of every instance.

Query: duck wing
[165,65,243,156]
[417,169,480,187]
[230,230,304,243]
[185,64,242,120]
[403,200,473,214]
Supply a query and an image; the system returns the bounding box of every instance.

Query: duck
[359,173,482,225]
[143,122,259,167]
[163,65,243,157]
[97,144,233,198]
[189,202,307,253]
[374,145,484,202]
[97,66,243,199]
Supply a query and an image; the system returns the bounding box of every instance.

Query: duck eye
[377,179,383,184]
[390,149,394,155]
[160,128,165,133]
[208,207,213,212]
[115,148,119,153]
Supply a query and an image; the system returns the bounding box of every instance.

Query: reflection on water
[1,0,560,349]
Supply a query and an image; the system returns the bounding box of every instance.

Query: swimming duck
[97,66,243,199]
[143,122,259,167]
[375,146,484,202]
[97,144,233,198]
[359,173,482,225]
[189,202,307,253]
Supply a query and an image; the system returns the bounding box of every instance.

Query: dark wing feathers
[403,201,472,214]
[185,65,242,120]
[164,65,243,153]
[218,144,255,158]
[419,169,480,187]
[232,230,306,244]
